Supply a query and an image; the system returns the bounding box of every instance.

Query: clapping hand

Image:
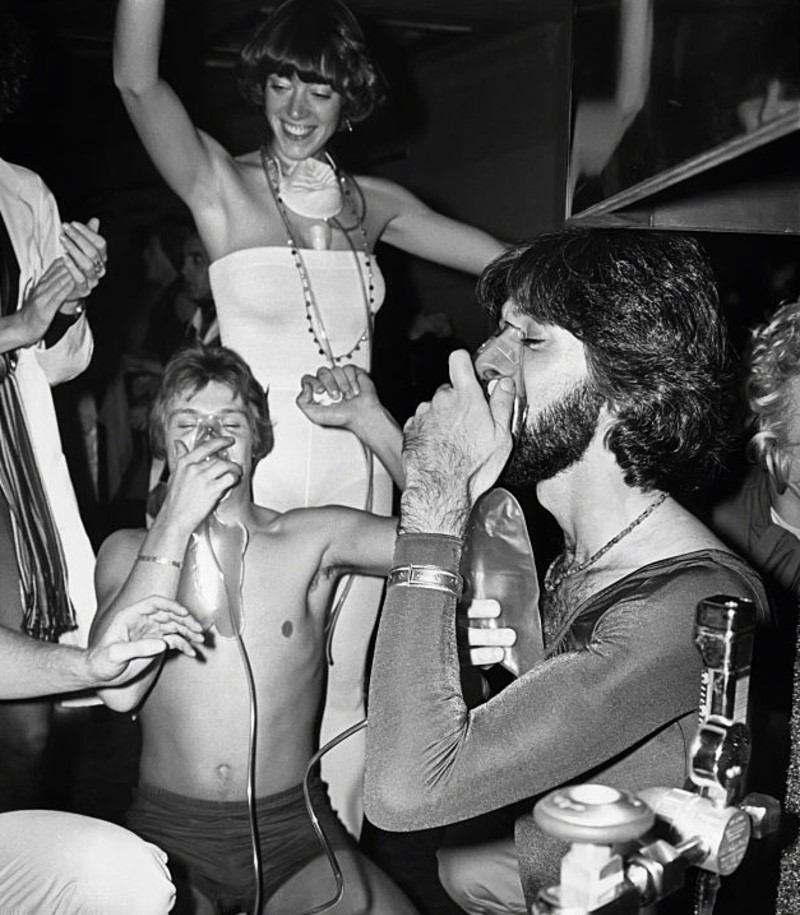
[16,259,76,346]
[60,218,107,305]
[87,595,203,686]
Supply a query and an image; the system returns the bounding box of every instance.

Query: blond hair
[746,299,800,488]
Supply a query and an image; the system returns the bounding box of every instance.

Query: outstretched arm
[297,365,405,488]
[114,0,220,205]
[361,176,507,276]
[0,596,201,700]
[58,219,108,312]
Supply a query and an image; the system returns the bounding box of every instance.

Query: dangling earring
[342,117,353,133]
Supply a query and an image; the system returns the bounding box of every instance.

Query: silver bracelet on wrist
[387,564,463,599]
[136,553,183,571]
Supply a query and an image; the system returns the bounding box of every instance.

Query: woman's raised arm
[114,0,221,206]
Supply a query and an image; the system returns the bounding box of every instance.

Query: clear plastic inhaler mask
[176,416,249,638]
[473,324,529,438]
[460,326,543,676]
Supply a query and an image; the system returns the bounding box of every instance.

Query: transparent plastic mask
[473,325,528,439]
[191,415,231,459]
[175,416,248,638]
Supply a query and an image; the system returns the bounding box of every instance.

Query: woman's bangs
[270,57,330,88]
[266,28,346,92]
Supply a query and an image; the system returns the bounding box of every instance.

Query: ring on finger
[92,259,104,274]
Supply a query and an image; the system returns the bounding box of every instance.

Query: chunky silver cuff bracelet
[387,564,463,599]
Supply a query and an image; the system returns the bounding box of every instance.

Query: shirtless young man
[91,344,511,914]
[90,343,415,914]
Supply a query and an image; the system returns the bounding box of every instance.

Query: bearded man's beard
[501,381,605,487]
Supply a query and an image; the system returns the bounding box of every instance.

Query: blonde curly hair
[746,299,800,489]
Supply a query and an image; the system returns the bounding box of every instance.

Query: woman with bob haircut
[113,0,505,837]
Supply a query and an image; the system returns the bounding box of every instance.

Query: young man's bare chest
[138,522,334,794]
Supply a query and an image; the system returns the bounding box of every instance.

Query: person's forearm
[94,519,191,641]
[93,516,192,710]
[0,311,37,354]
[114,0,165,96]
[94,658,156,712]
[0,309,86,357]
[398,478,472,537]
[448,227,508,277]
[0,626,93,698]
[364,532,469,829]
[353,405,405,489]
[95,655,161,712]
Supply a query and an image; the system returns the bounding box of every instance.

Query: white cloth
[278,156,343,220]
[209,247,388,512]
[0,158,96,646]
[210,246,391,836]
[0,810,175,914]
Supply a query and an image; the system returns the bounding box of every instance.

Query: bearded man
[363,227,767,914]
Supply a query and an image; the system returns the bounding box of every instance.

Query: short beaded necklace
[544,492,668,594]
[261,148,375,366]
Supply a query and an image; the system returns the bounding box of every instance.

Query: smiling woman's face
[264,72,343,165]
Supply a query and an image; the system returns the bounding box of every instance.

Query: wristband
[387,564,463,599]
[136,553,183,571]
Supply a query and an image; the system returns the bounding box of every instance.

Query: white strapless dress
[209,246,390,836]
[209,247,390,514]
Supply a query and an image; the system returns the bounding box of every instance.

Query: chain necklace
[261,148,375,366]
[544,492,668,595]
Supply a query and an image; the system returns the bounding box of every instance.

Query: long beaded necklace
[261,148,375,366]
[543,492,668,595]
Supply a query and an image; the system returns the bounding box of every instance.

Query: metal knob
[535,784,655,844]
